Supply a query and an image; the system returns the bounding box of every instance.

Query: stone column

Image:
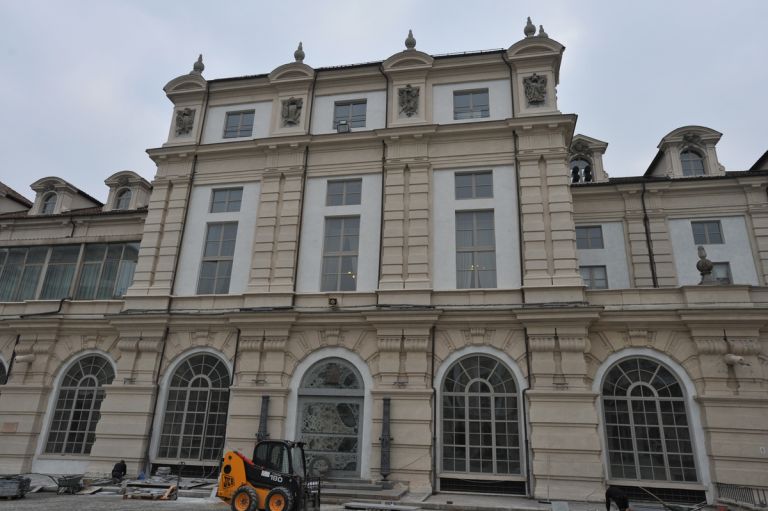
[520,310,603,501]
[87,330,165,476]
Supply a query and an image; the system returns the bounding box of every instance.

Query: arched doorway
[157,352,230,463]
[601,357,698,482]
[440,354,522,477]
[298,357,364,478]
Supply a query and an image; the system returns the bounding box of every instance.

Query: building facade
[1,22,767,503]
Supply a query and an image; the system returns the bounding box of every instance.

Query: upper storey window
[691,220,723,244]
[453,89,489,120]
[210,188,243,213]
[570,159,593,183]
[681,150,705,176]
[326,179,362,206]
[576,226,604,249]
[334,100,367,130]
[115,189,132,210]
[223,110,255,138]
[455,171,493,199]
[41,192,57,214]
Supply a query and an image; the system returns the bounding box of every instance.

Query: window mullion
[627,396,641,479]
[33,247,53,299]
[82,386,99,455]
[68,244,86,299]
[656,399,672,481]
[177,386,192,460]
[199,389,212,461]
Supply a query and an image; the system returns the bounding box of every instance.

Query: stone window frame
[157,352,230,462]
[440,353,521,476]
[580,265,608,289]
[455,171,493,200]
[320,215,360,292]
[455,209,497,289]
[576,225,604,249]
[325,179,362,207]
[680,149,706,177]
[41,192,58,215]
[44,354,115,455]
[222,109,255,139]
[114,188,132,210]
[453,88,490,120]
[601,356,699,483]
[333,99,367,130]
[209,187,243,213]
[196,222,238,295]
[691,220,724,245]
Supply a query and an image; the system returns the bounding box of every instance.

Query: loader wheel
[265,486,293,511]
[231,485,259,511]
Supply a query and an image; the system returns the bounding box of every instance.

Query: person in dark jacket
[111,459,127,482]
[606,486,631,511]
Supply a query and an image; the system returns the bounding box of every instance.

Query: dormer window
[681,150,705,177]
[570,158,593,183]
[41,192,57,214]
[115,189,132,210]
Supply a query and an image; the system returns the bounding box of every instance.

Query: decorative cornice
[694,338,728,355]
[529,335,556,352]
[263,337,288,352]
[404,336,429,352]
[377,336,402,352]
[559,336,590,353]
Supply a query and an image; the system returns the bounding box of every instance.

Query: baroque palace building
[1,21,767,503]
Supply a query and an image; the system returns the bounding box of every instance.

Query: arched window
[45,354,115,454]
[158,353,230,461]
[681,150,705,176]
[602,357,698,482]
[442,354,520,475]
[41,192,57,214]
[570,158,593,183]
[115,189,132,210]
[298,358,364,478]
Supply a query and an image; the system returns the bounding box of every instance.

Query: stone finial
[405,29,416,50]
[538,25,548,38]
[294,42,305,63]
[524,17,536,37]
[191,54,204,75]
[696,246,717,285]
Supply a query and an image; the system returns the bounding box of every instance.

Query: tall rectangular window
[223,110,255,138]
[326,179,362,206]
[691,220,723,244]
[576,226,604,249]
[75,242,140,299]
[39,245,81,299]
[333,100,367,129]
[455,171,493,199]
[453,89,490,120]
[321,216,359,291]
[712,262,732,284]
[197,222,238,294]
[580,265,608,289]
[210,187,243,213]
[456,210,496,288]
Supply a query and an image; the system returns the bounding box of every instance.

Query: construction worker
[606,486,631,511]
[111,459,127,483]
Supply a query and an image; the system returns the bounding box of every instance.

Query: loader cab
[252,440,306,478]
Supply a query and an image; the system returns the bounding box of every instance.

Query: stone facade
[0,24,766,503]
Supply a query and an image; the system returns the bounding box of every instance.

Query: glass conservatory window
[158,353,230,461]
[45,354,115,454]
[602,357,698,482]
[0,361,7,385]
[442,355,520,475]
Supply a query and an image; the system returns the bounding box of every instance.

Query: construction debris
[123,483,178,500]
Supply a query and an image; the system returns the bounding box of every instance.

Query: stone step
[323,481,387,491]
[344,502,421,511]
[321,483,408,504]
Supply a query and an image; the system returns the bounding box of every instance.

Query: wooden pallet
[123,484,177,500]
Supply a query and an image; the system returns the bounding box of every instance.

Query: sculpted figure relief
[398,84,419,117]
[281,97,303,127]
[175,108,195,135]
[523,73,547,105]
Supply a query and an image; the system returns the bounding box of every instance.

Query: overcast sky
[1,1,766,202]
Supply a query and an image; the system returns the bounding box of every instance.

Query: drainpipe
[503,50,534,498]
[641,181,659,287]
[291,69,318,305]
[429,325,438,493]
[4,334,21,385]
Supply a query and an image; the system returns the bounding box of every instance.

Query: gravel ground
[0,492,348,511]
